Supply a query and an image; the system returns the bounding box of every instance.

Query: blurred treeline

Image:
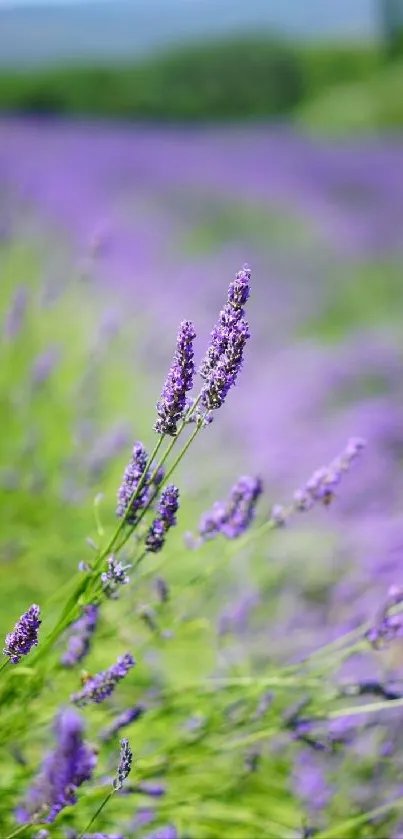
[0,34,403,132]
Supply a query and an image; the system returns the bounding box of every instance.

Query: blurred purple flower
[3,604,41,664]
[60,604,98,668]
[100,704,146,742]
[195,475,262,545]
[16,708,96,824]
[71,653,135,706]
[3,284,28,339]
[31,346,60,387]
[144,827,178,839]
[366,585,403,649]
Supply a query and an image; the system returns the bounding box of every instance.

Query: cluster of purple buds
[101,555,131,599]
[116,442,150,525]
[366,585,403,649]
[100,704,146,742]
[131,781,166,798]
[145,485,180,553]
[16,708,96,824]
[191,475,262,546]
[270,437,367,526]
[65,832,125,839]
[61,604,98,667]
[113,738,133,791]
[71,653,135,706]
[200,265,251,411]
[3,604,41,664]
[155,576,170,604]
[154,319,196,436]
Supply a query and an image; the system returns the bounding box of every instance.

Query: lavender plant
[1,256,403,839]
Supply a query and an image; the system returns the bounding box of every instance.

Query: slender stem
[316,796,403,838]
[4,822,34,839]
[78,789,114,838]
[0,658,10,675]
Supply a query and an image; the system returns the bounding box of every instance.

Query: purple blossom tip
[199,266,251,411]
[144,827,178,839]
[116,442,150,525]
[101,555,131,599]
[155,319,196,436]
[71,653,135,706]
[366,585,403,649]
[113,738,133,790]
[100,704,146,742]
[60,605,98,668]
[4,604,41,664]
[145,485,180,553]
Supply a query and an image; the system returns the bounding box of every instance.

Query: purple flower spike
[197,475,262,544]
[145,485,180,553]
[71,653,135,707]
[61,605,98,668]
[155,319,196,436]
[200,265,251,411]
[16,708,96,824]
[4,604,41,664]
[271,437,367,528]
[116,442,151,525]
[113,738,133,790]
[144,827,178,839]
[101,555,131,599]
[366,585,403,649]
[100,704,146,742]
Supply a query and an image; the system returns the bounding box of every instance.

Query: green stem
[0,658,10,675]
[316,796,403,838]
[78,789,114,838]
[4,821,35,839]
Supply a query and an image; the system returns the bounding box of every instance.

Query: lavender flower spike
[71,653,135,706]
[100,704,146,742]
[113,738,133,790]
[4,604,41,663]
[196,475,262,545]
[155,319,196,436]
[16,708,96,824]
[145,485,180,553]
[200,265,251,411]
[116,442,151,525]
[61,605,98,667]
[144,826,178,839]
[101,555,131,599]
[366,585,403,649]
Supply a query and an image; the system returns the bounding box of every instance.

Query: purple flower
[133,781,166,797]
[3,284,28,339]
[366,585,403,648]
[60,605,98,668]
[270,437,367,527]
[3,604,41,664]
[197,475,262,544]
[31,346,60,387]
[116,442,151,525]
[154,319,196,436]
[16,708,96,824]
[101,555,131,599]
[155,576,170,604]
[71,653,135,706]
[144,827,178,839]
[100,704,146,743]
[113,738,133,790]
[200,265,251,411]
[66,833,124,839]
[145,485,180,553]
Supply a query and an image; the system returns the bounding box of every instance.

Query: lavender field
[1,117,403,838]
